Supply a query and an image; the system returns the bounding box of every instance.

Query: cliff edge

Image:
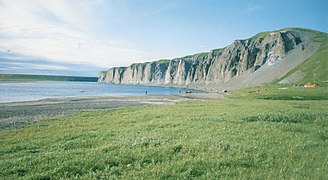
[99,28,326,90]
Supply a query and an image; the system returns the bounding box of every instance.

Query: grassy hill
[0,74,98,82]
[279,29,328,86]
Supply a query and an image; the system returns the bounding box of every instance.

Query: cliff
[99,28,322,90]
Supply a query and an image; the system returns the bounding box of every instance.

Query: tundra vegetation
[0,86,327,179]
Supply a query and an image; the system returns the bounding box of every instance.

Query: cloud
[0,53,104,76]
[2,62,69,70]
[0,0,152,68]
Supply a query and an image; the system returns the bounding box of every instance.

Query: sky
[0,0,327,76]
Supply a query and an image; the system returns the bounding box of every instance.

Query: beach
[0,93,225,130]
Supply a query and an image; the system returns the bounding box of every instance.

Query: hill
[277,29,328,85]
[99,28,328,90]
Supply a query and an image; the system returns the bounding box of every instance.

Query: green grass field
[1,87,328,179]
[230,85,328,100]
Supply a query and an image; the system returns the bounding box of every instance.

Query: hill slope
[99,28,327,90]
[278,29,328,85]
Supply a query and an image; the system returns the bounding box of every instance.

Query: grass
[0,74,98,82]
[247,31,271,41]
[183,52,209,60]
[230,85,328,100]
[1,96,328,179]
[152,59,170,65]
[131,60,170,67]
[279,31,328,85]
[192,52,208,59]
[246,27,325,42]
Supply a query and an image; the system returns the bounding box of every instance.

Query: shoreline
[0,93,226,130]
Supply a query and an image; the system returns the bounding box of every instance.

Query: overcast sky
[0,0,327,76]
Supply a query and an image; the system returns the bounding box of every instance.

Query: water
[0,81,200,103]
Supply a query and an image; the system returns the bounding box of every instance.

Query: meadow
[230,85,328,100]
[0,87,327,179]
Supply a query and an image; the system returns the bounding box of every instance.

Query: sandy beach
[0,93,225,130]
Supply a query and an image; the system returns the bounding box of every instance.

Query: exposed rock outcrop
[99,28,319,89]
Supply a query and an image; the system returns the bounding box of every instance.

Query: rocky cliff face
[99,29,318,89]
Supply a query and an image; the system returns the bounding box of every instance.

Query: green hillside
[280,30,328,86]
[246,27,327,86]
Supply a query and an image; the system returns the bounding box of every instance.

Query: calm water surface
[0,81,200,103]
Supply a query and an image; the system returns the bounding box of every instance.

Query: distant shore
[0,93,225,130]
[0,74,98,82]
